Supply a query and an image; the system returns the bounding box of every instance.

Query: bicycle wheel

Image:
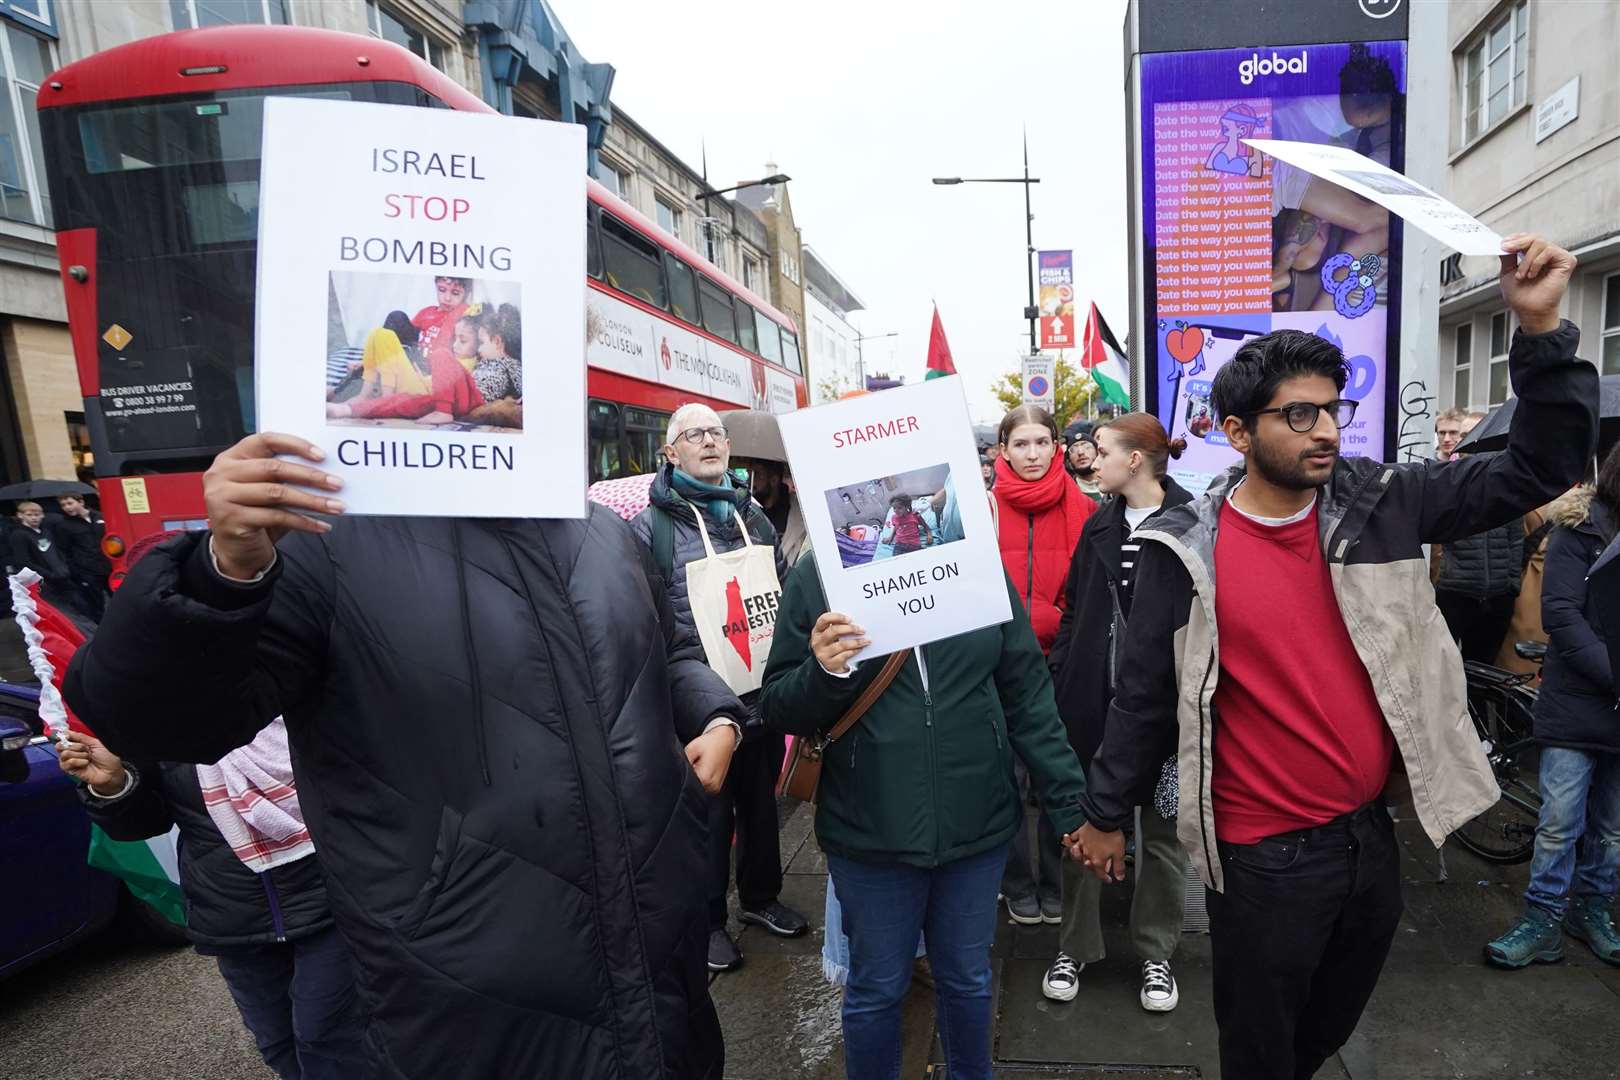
[1454,682,1542,864]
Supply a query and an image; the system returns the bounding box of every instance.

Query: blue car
[0,680,182,979]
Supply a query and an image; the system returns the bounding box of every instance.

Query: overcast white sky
[558,0,1132,423]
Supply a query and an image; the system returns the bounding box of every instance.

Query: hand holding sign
[203,433,345,580]
[1499,233,1576,336]
[811,612,869,675]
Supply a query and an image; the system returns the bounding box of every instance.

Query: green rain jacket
[760,555,1089,867]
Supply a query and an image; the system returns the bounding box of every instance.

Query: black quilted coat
[64,512,741,1080]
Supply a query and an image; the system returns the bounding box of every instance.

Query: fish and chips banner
[1037,250,1076,350]
[256,98,587,517]
[779,376,1011,660]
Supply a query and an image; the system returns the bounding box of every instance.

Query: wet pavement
[713,801,1620,1079]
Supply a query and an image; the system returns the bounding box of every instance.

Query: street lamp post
[854,331,899,391]
[697,173,791,265]
[932,134,1040,355]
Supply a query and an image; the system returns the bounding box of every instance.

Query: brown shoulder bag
[777,650,908,803]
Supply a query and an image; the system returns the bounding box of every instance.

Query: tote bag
[682,503,783,696]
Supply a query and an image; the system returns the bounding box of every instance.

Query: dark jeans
[708,728,786,928]
[1000,758,1062,904]
[213,925,369,1080]
[828,843,1006,1080]
[1436,590,1516,664]
[1207,802,1403,1080]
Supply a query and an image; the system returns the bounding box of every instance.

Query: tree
[991,355,1097,423]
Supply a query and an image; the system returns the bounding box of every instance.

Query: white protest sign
[779,376,1012,660]
[256,98,586,517]
[1244,138,1507,257]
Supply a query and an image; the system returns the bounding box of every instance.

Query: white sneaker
[1041,952,1083,1002]
[1140,959,1179,1012]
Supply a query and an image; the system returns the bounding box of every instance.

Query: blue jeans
[821,876,925,987]
[827,843,1006,1080]
[213,925,370,1080]
[1526,747,1620,919]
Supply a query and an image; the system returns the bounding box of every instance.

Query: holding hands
[1062,822,1128,884]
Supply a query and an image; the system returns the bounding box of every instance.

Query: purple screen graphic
[1139,40,1406,492]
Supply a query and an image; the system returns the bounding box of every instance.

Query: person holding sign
[1071,235,1597,1080]
[991,406,1096,927]
[633,403,809,974]
[760,558,1091,1080]
[61,431,745,1080]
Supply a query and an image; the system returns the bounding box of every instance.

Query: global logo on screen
[1238,50,1308,86]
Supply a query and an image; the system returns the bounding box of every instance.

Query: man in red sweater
[1071,235,1597,1079]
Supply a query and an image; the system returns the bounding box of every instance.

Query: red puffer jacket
[994,455,1094,653]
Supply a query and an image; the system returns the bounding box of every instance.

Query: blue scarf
[671,468,738,525]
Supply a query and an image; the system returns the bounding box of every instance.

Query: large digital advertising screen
[1138,41,1406,493]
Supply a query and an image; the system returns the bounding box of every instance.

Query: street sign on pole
[1021,353,1055,411]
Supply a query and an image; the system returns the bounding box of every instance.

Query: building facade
[0,0,796,491]
[1435,0,1620,416]
[735,168,807,337]
[801,246,865,403]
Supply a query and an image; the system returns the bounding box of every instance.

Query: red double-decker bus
[36,25,804,586]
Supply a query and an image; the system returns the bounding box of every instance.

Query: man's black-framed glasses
[1250,399,1358,433]
[676,426,728,445]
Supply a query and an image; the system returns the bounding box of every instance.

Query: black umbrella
[1456,374,1620,455]
[0,479,95,501]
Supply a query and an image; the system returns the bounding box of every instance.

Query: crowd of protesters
[30,233,1619,1080]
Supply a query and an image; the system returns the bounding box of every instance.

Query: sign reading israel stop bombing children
[779,376,1011,660]
[255,97,587,517]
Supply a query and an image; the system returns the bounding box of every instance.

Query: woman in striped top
[1043,413,1192,1014]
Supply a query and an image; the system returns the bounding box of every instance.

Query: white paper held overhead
[1243,138,1507,257]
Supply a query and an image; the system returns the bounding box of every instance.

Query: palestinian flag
[1080,302,1131,408]
[9,570,186,927]
[925,306,956,380]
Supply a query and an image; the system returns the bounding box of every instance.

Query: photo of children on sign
[825,463,967,570]
[324,270,524,433]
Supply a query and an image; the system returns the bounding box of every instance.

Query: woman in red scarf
[992,403,1095,925]
[994,405,1096,653]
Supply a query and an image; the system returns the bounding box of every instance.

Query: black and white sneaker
[1041,952,1083,1002]
[1140,959,1179,1012]
[738,901,809,938]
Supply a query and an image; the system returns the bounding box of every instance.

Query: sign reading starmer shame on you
[254,97,587,517]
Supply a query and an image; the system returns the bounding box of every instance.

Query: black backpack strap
[652,506,675,582]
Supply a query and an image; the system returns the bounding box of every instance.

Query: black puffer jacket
[632,461,787,721]
[65,512,741,1080]
[80,759,332,950]
[1536,488,1620,752]
[1048,479,1194,770]
[1437,511,1525,600]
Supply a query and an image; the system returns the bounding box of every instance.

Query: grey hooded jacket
[1079,321,1597,891]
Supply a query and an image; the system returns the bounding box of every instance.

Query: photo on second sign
[824,462,967,570]
[323,270,524,433]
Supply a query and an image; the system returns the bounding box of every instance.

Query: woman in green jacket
[760,558,1090,1080]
